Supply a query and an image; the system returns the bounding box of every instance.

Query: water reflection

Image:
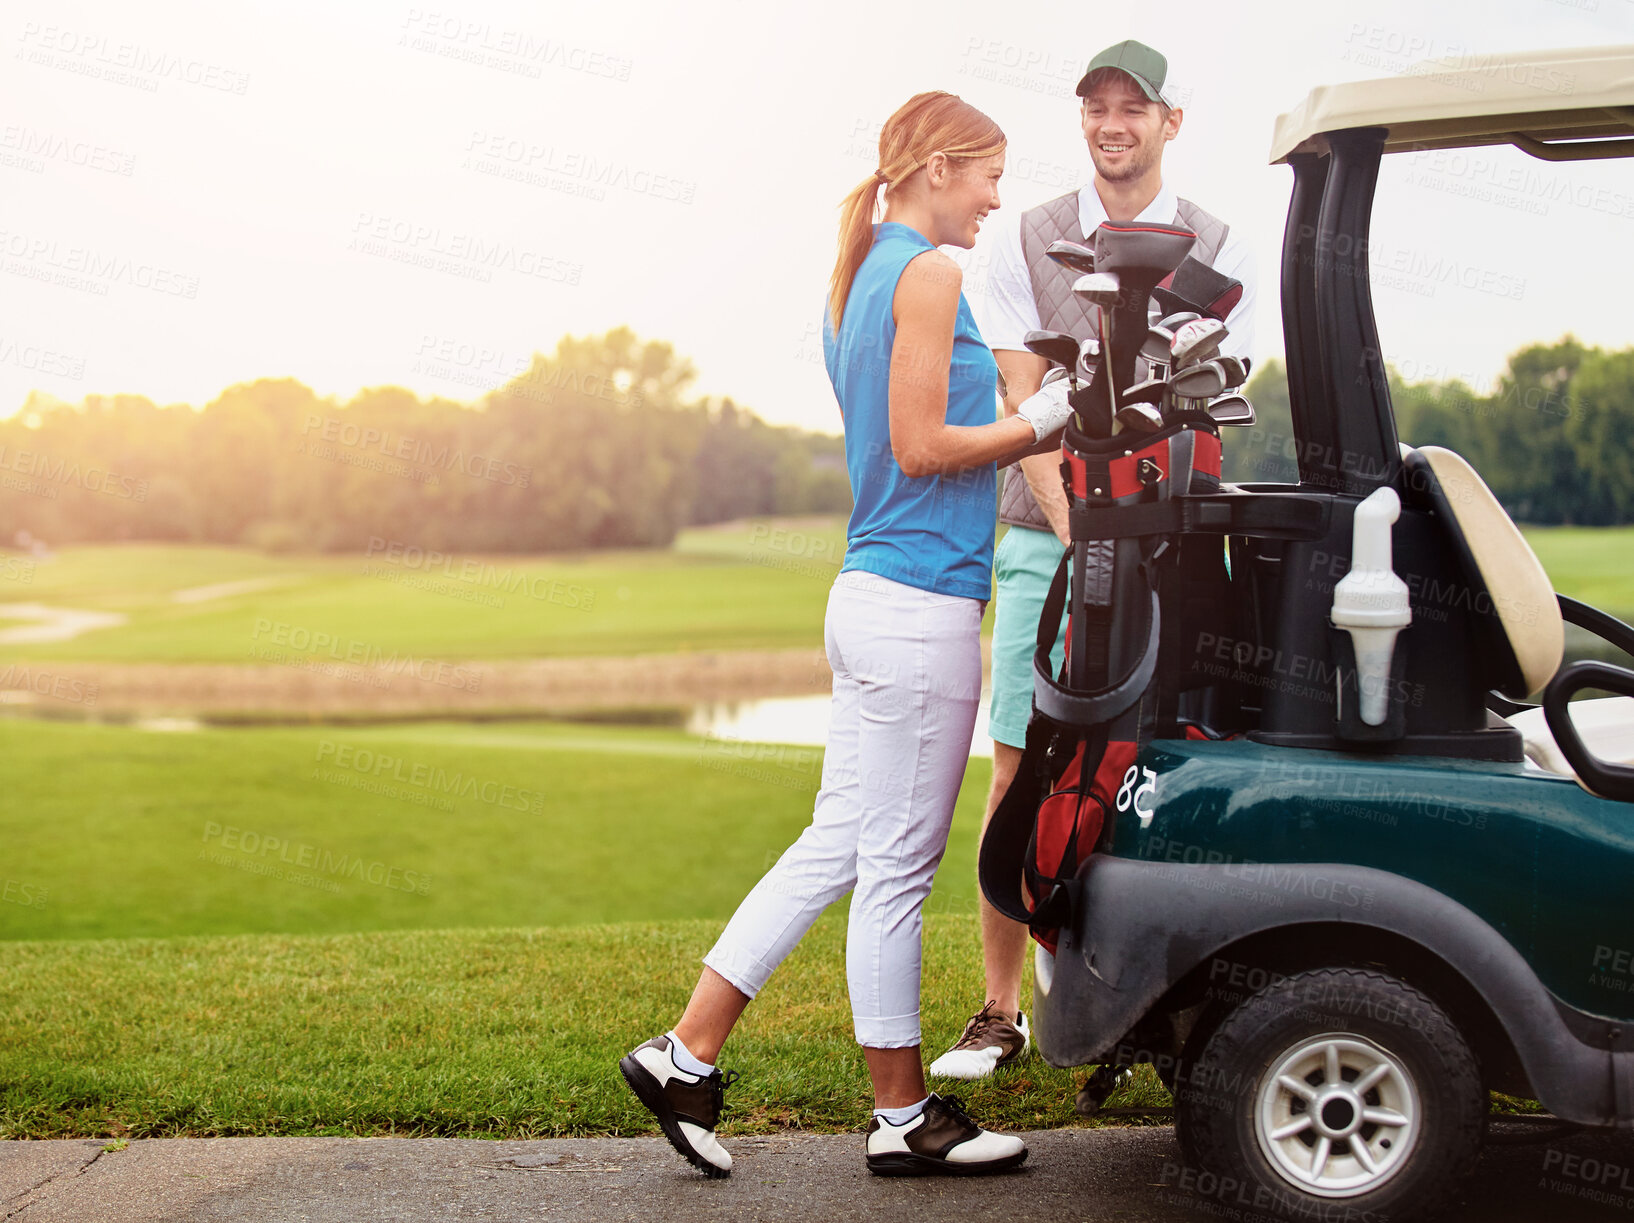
[686,691,996,757]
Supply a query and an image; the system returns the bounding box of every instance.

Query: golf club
[1171,318,1227,369]
[1115,403,1166,433]
[1072,272,1122,436]
[1023,329,1084,390]
[1089,222,1197,438]
[1215,355,1249,389]
[1076,337,1101,389]
[1045,239,1097,277]
[1139,324,1174,416]
[1122,376,1168,406]
[1170,359,1230,402]
[1071,272,1122,311]
[1158,311,1201,331]
[1140,325,1175,368]
[1205,393,1256,426]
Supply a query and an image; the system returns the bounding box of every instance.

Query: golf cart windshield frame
[1280,129,1401,496]
[1275,48,1634,497]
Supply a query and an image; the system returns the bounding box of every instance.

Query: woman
[619,91,1073,1179]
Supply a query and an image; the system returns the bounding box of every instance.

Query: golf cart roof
[1270,45,1634,163]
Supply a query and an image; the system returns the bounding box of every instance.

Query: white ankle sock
[665,1031,715,1077]
[874,1096,929,1126]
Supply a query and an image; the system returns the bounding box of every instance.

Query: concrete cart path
[4,1124,1632,1222]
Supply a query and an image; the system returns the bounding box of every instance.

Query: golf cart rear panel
[1039,738,1634,1125]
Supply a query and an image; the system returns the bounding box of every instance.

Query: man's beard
[1092,140,1160,184]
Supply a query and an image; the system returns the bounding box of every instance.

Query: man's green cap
[1076,40,1173,107]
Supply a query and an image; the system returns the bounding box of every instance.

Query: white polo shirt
[964,179,1257,364]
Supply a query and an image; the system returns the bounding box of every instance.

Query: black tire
[1172,967,1484,1223]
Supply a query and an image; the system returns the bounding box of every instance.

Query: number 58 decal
[1115,765,1158,827]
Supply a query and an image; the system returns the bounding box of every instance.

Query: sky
[2,0,1631,434]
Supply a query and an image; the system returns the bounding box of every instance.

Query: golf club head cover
[1090,222,1196,280]
[1152,257,1243,322]
[1090,222,1198,414]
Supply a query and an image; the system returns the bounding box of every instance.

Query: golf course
[1,518,1623,1140]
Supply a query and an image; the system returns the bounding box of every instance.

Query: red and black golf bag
[978,221,1238,953]
[980,413,1230,952]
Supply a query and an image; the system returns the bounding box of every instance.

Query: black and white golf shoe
[619,1035,737,1178]
[864,1093,1027,1176]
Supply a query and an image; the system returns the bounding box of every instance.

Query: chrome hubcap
[1254,1033,1419,1197]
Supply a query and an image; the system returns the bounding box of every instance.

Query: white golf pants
[703,568,984,1048]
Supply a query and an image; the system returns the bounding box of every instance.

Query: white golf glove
[1016,377,1074,442]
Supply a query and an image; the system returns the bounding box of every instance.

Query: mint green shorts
[987,525,1069,749]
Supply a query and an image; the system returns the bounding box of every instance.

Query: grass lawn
[0,717,1171,1138]
[0,718,964,942]
[1520,525,1634,623]
[0,916,1173,1140]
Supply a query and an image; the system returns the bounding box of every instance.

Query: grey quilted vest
[999,190,1230,530]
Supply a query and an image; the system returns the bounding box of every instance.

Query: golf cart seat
[1401,445,1563,701]
[1508,698,1634,786]
[1404,444,1634,798]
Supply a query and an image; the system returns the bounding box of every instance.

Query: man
[931,39,1256,1079]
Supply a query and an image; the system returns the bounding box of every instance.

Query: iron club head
[1140,325,1175,367]
[1170,359,1229,402]
[1115,403,1166,433]
[1206,393,1256,426]
[1215,355,1249,389]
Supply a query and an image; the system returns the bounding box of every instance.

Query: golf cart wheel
[1173,968,1483,1222]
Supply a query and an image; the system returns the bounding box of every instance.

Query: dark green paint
[1103,738,1634,1019]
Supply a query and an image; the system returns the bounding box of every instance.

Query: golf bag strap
[979,698,1111,930]
[1032,548,1162,728]
[978,713,1059,926]
[1067,492,1331,542]
[1022,720,1106,931]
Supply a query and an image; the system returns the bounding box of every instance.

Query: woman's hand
[1014,379,1074,444]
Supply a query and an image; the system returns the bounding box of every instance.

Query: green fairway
[1,522,1616,686]
[0,522,848,664]
[1521,526,1634,623]
[0,718,991,941]
[0,520,1625,666]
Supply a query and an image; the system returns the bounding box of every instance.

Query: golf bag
[980,411,1228,953]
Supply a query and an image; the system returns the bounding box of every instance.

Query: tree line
[1,331,1627,555]
[1228,338,1631,525]
[0,328,850,553]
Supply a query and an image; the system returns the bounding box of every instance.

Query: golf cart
[982,45,1634,1222]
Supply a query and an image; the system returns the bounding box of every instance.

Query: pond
[686,691,996,757]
